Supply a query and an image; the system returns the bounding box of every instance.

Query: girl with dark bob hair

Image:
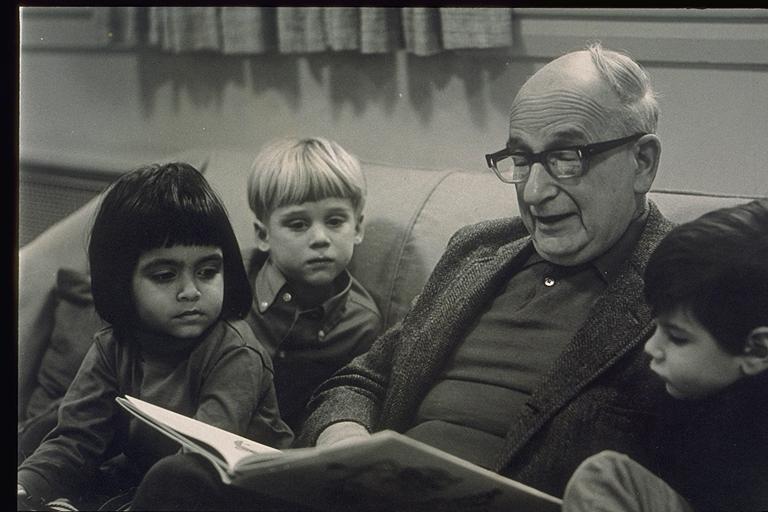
[88,162,253,329]
[18,163,293,511]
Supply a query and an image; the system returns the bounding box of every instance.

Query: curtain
[94,7,513,56]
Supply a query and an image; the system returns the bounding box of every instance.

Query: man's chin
[531,237,590,266]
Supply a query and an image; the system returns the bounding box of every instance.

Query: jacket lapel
[496,263,652,463]
[494,203,672,467]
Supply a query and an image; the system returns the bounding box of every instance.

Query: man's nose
[522,163,558,205]
[178,276,202,301]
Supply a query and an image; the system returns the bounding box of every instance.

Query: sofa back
[17,149,760,415]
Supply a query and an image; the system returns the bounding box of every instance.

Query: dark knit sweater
[652,372,768,511]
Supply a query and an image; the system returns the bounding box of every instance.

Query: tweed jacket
[298,201,674,498]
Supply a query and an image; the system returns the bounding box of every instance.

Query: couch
[18,149,760,419]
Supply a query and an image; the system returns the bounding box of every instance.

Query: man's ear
[253,219,270,252]
[632,134,661,195]
[354,214,365,245]
[740,326,768,376]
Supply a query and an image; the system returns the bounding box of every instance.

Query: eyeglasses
[484,133,646,184]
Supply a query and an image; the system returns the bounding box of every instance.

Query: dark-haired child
[564,199,768,512]
[17,163,293,511]
[129,138,382,510]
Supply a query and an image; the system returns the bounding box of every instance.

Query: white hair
[587,42,660,134]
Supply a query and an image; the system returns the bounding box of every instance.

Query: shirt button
[544,276,556,287]
[277,350,286,358]
[282,292,292,302]
[318,330,326,340]
[260,301,269,309]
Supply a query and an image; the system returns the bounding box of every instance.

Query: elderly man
[131,43,672,509]
[300,42,671,498]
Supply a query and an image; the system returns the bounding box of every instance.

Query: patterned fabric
[94,7,513,56]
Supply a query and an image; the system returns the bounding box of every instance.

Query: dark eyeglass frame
[484,132,647,184]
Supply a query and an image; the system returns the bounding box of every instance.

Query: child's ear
[353,215,365,245]
[740,326,768,376]
[253,219,270,252]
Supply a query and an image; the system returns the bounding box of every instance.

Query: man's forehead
[506,127,588,148]
[513,50,617,104]
[508,90,621,144]
[508,54,623,143]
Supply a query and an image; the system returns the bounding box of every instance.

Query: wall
[19,8,768,245]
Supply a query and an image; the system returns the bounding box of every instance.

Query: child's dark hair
[88,162,252,330]
[644,199,768,354]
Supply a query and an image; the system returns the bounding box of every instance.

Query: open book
[117,395,563,511]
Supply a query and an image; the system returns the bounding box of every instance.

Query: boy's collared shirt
[245,252,382,432]
[252,257,350,345]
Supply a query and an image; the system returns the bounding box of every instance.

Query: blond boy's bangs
[248,138,366,220]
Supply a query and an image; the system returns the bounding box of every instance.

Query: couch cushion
[647,189,755,224]
[24,268,106,421]
[387,170,517,325]
[18,197,99,416]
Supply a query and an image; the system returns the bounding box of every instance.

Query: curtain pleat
[277,7,326,54]
[324,7,359,51]
[149,7,221,53]
[441,8,512,50]
[360,7,402,54]
[402,7,442,56]
[220,7,275,54]
[97,6,512,55]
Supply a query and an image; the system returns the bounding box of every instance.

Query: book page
[120,395,281,474]
[118,397,562,510]
[231,430,562,512]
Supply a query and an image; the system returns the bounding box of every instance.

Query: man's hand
[315,421,371,447]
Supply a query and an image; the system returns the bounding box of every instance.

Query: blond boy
[244,137,382,432]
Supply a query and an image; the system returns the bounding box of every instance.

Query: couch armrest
[18,197,97,417]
